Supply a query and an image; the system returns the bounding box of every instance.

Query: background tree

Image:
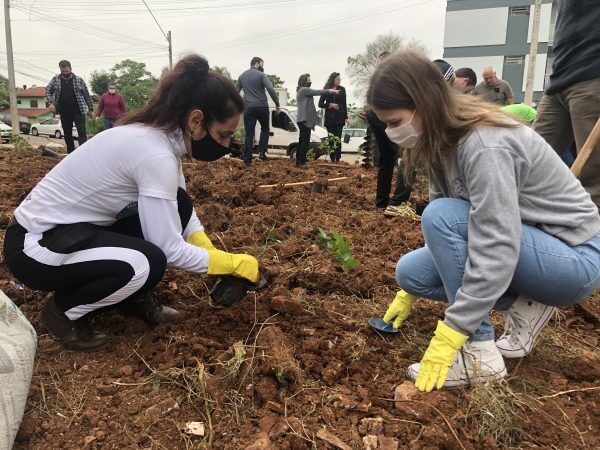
[267,74,284,88]
[0,75,9,110]
[212,65,232,80]
[89,70,112,98]
[111,59,158,111]
[346,32,428,96]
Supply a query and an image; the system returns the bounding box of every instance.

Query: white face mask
[384,111,421,148]
[108,88,116,94]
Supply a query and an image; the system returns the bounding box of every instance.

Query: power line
[140,0,167,40]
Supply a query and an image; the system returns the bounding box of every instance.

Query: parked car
[0,122,12,143]
[0,114,31,134]
[30,118,78,139]
[341,128,367,154]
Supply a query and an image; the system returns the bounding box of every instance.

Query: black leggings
[3,188,193,320]
[296,122,311,165]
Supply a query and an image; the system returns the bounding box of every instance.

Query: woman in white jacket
[3,55,260,351]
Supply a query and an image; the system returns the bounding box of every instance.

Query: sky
[1,0,447,104]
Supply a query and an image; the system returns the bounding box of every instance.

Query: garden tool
[210,273,267,307]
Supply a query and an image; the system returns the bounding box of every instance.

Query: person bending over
[368,51,600,392]
[4,55,259,351]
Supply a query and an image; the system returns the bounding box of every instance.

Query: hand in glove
[383,290,417,329]
[187,230,216,250]
[207,249,259,283]
[415,321,468,392]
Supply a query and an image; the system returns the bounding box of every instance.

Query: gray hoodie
[429,124,600,336]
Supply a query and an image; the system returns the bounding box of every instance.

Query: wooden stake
[571,117,600,179]
[258,176,349,189]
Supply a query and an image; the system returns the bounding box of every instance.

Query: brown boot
[119,292,179,327]
[40,298,108,351]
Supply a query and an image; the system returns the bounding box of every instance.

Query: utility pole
[4,0,19,134]
[524,0,542,105]
[168,31,172,69]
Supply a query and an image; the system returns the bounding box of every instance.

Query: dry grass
[466,380,525,447]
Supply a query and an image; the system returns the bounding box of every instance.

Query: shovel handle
[571,117,600,179]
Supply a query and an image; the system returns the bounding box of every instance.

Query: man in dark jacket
[45,60,93,153]
[236,57,280,165]
[533,0,600,209]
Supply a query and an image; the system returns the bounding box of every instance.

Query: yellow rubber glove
[207,249,259,283]
[383,290,417,329]
[187,230,215,250]
[415,321,468,392]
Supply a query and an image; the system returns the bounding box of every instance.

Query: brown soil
[1,147,599,449]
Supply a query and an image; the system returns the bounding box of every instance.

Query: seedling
[306,133,341,161]
[9,133,34,156]
[317,228,359,273]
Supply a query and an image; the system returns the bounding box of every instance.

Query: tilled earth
[1,146,599,449]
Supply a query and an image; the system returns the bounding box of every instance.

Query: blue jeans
[395,198,600,341]
[104,118,115,130]
[243,106,270,165]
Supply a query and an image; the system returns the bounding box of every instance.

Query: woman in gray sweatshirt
[295,74,338,166]
[367,51,600,392]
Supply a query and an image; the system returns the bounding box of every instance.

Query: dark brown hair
[367,51,517,175]
[296,73,310,92]
[120,54,243,132]
[324,72,340,89]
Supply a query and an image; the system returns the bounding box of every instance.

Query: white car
[0,122,12,143]
[341,128,367,154]
[30,118,78,139]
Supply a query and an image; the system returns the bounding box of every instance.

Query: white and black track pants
[3,188,193,320]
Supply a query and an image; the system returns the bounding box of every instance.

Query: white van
[243,106,329,159]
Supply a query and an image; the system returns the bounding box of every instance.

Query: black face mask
[61,73,73,79]
[257,66,264,72]
[191,132,229,161]
[306,81,312,87]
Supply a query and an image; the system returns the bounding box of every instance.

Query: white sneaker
[407,340,507,389]
[496,295,555,359]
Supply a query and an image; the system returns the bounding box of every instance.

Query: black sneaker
[40,297,108,352]
[119,292,179,327]
[259,153,268,160]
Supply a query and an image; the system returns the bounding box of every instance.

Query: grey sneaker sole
[406,363,506,389]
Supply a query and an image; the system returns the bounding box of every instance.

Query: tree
[267,74,284,88]
[212,65,232,80]
[0,75,9,110]
[89,70,112,98]
[346,32,428,96]
[111,59,158,110]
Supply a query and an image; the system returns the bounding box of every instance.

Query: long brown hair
[296,73,310,92]
[367,51,518,176]
[120,54,243,132]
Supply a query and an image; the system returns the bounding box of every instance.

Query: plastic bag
[0,289,37,450]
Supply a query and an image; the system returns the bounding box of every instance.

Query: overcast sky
[2,0,446,104]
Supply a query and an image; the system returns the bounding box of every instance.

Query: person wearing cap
[472,67,514,105]
[368,51,599,392]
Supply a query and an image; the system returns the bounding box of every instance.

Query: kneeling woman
[368,52,600,392]
[3,55,259,351]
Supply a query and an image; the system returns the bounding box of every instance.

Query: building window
[510,6,530,15]
[505,55,525,65]
[30,99,38,108]
[17,100,21,104]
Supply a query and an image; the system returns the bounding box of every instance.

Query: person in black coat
[318,72,348,162]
